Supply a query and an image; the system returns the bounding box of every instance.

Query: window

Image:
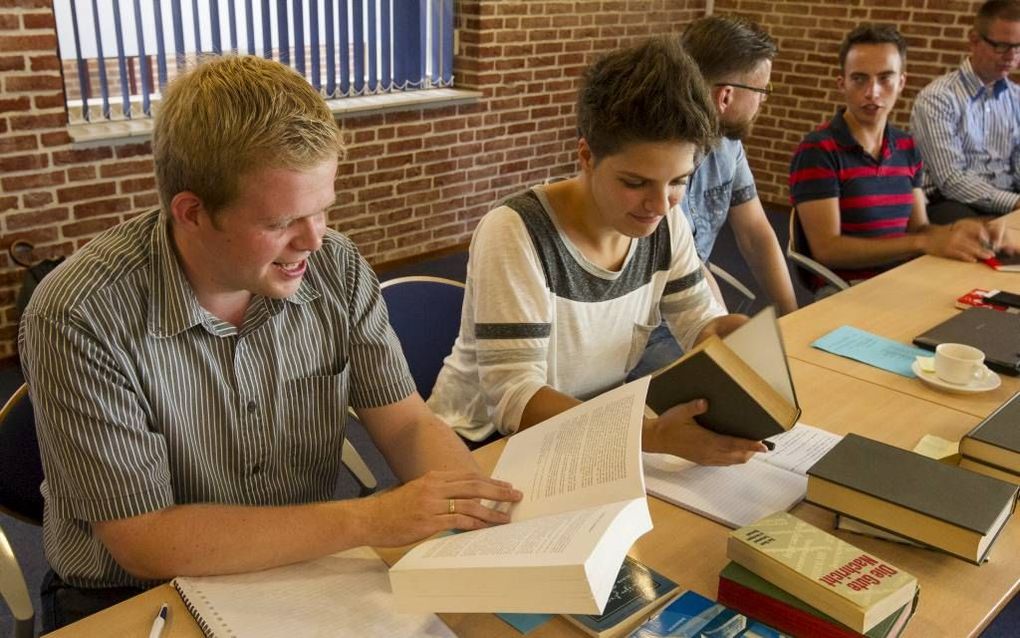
[53,0,455,124]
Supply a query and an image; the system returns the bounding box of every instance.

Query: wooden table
[780,253,1020,418]
[50,359,1017,638]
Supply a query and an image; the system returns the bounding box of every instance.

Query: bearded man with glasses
[911,0,1020,223]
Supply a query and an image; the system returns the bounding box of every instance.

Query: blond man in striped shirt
[20,56,520,630]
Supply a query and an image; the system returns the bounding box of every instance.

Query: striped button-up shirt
[910,57,1020,214]
[19,209,415,588]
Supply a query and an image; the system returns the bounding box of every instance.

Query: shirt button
[251,463,262,475]
[246,400,257,414]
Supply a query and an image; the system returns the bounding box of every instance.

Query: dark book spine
[718,576,864,638]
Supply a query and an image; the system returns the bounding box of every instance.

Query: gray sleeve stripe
[663,269,704,296]
[476,322,552,339]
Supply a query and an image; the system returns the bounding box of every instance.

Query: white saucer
[911,360,1001,394]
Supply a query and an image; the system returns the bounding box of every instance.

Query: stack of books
[806,434,1018,564]
[720,512,919,638]
[959,392,1020,486]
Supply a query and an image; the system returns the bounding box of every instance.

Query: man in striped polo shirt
[911,0,1020,223]
[789,24,1008,294]
[19,56,521,630]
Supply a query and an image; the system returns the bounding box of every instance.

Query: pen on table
[761,440,776,451]
[148,602,169,638]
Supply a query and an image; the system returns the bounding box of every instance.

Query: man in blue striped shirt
[911,0,1020,223]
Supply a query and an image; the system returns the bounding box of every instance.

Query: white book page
[641,423,841,528]
[174,547,452,638]
[643,457,806,528]
[722,306,796,404]
[491,377,649,522]
[761,422,843,474]
[393,499,648,569]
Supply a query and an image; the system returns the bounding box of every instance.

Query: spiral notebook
[172,546,454,638]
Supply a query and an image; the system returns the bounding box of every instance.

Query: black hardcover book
[646,307,800,441]
[806,434,1018,564]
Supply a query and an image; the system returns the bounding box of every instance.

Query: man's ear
[713,84,733,115]
[578,137,596,172]
[836,73,846,92]
[168,191,208,230]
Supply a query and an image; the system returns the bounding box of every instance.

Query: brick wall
[717,0,984,206]
[0,0,703,361]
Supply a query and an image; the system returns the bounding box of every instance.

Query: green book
[719,562,917,638]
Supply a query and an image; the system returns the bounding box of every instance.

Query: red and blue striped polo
[789,108,924,283]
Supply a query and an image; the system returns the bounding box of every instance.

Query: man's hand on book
[645,399,767,466]
[363,470,523,547]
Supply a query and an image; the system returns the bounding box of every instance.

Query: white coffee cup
[934,343,987,385]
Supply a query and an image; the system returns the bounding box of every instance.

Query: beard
[720,115,754,141]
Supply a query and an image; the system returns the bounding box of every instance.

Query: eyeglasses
[715,82,774,99]
[980,33,1020,55]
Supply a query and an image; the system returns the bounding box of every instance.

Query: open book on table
[643,423,843,528]
[390,377,653,614]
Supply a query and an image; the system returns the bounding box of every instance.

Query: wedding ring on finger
[448,498,456,515]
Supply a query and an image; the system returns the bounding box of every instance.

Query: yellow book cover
[727,512,917,633]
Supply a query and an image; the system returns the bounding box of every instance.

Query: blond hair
[153,55,343,215]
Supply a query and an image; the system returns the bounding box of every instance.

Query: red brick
[1,226,59,248]
[9,112,65,131]
[63,217,119,238]
[56,182,115,203]
[52,147,115,166]
[67,166,96,182]
[5,206,68,231]
[23,12,56,29]
[29,55,60,71]
[0,153,47,172]
[40,131,71,146]
[21,191,53,207]
[0,96,30,113]
[73,197,132,218]
[2,170,64,192]
[115,142,152,158]
[0,55,24,71]
[132,193,159,208]
[98,159,153,178]
[0,34,55,53]
[119,176,155,193]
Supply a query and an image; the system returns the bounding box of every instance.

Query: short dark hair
[681,15,777,84]
[976,0,1020,34]
[577,35,717,159]
[838,24,907,71]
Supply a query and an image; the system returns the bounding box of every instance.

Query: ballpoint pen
[148,603,169,638]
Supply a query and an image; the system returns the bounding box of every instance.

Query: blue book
[564,556,679,637]
[629,590,787,638]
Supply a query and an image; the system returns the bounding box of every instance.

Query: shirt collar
[830,108,897,159]
[960,57,1009,99]
[147,213,322,338]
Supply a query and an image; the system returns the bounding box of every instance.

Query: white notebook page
[173,547,454,638]
[643,423,842,528]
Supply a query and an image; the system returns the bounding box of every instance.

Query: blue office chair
[0,383,41,638]
[380,276,466,399]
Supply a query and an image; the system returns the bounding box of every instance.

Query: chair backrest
[786,207,849,292]
[0,383,44,525]
[380,277,466,400]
